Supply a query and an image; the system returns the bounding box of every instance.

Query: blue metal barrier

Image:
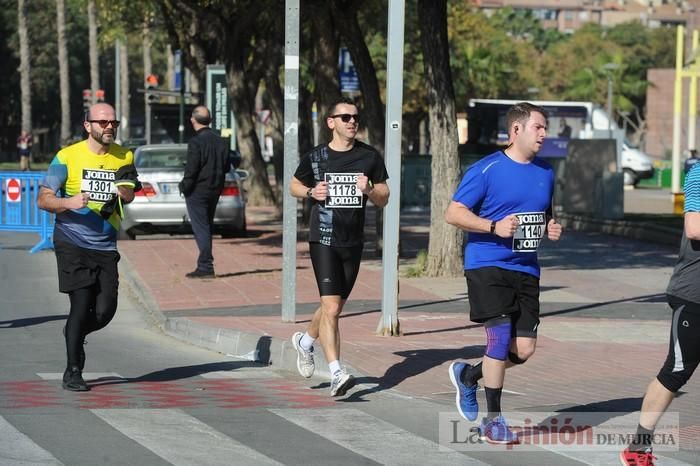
[0,171,54,253]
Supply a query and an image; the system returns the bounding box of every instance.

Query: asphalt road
[1,231,697,465]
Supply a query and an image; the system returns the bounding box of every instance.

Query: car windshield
[136,148,188,168]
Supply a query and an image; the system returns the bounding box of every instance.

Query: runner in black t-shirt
[289,97,389,396]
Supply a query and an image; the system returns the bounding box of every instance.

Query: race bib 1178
[512,211,546,253]
[324,172,362,209]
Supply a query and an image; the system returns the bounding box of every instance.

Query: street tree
[418,0,462,277]
[57,0,71,144]
[87,0,99,105]
[17,0,32,134]
[157,0,278,206]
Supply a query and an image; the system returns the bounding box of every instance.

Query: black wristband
[490,220,496,234]
[306,188,313,198]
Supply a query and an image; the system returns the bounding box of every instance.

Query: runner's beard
[96,130,115,145]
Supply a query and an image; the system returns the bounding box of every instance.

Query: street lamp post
[603,63,620,139]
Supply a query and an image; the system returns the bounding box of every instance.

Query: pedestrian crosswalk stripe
[91,409,281,466]
[200,370,283,379]
[270,408,488,465]
[0,415,62,465]
[36,372,123,381]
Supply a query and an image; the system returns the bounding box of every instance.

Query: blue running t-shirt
[452,151,555,277]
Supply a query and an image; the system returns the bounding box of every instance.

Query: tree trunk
[56,0,70,144]
[308,0,342,143]
[330,0,387,257]
[418,0,463,277]
[119,40,130,141]
[226,64,276,206]
[264,53,284,189]
[17,0,31,134]
[87,0,99,105]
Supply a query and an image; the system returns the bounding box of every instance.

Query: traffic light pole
[145,97,152,144]
[179,57,185,143]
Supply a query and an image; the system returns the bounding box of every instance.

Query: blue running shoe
[448,361,479,421]
[479,416,519,444]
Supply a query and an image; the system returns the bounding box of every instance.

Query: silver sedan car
[119,144,247,240]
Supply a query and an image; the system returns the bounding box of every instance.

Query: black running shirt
[294,141,388,247]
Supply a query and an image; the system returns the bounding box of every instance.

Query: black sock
[629,424,655,451]
[484,387,502,419]
[460,362,482,386]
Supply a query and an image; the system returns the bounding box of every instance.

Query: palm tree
[17,0,32,135]
[57,0,70,144]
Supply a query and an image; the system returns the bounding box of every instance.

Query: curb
[119,253,335,380]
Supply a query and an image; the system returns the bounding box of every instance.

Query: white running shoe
[292,332,315,378]
[329,368,356,397]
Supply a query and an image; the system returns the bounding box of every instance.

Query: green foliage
[403,249,428,278]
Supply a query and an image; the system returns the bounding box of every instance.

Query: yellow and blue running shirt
[41,140,134,251]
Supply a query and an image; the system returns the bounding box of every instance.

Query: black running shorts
[465,266,540,337]
[309,242,363,299]
[54,240,120,294]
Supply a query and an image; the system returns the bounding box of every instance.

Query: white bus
[465,99,654,185]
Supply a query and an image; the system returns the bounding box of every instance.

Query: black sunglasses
[330,113,360,123]
[88,120,120,128]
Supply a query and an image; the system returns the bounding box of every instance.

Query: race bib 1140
[324,172,362,209]
[512,211,546,253]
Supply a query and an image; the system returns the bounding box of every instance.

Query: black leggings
[65,284,118,368]
[656,296,700,393]
[309,242,363,299]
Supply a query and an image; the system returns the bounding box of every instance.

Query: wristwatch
[490,220,497,234]
[306,188,313,198]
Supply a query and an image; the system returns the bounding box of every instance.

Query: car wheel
[118,228,136,240]
[221,219,247,238]
[623,168,637,186]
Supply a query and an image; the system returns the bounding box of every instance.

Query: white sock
[300,332,315,351]
[329,360,341,376]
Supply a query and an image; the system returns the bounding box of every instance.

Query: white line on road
[270,408,488,465]
[0,415,62,465]
[91,409,281,466]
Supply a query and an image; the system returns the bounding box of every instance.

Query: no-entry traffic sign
[6,178,21,203]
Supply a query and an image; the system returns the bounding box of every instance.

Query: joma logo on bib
[324,172,362,209]
[512,211,546,253]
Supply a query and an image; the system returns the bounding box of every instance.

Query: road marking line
[270,408,487,465]
[92,408,280,466]
[0,415,62,465]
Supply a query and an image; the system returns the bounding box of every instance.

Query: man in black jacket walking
[179,105,232,278]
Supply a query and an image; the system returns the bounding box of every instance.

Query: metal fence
[0,171,53,253]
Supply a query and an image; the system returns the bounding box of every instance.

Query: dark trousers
[185,193,220,273]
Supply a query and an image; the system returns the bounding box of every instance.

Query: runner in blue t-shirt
[445,102,563,444]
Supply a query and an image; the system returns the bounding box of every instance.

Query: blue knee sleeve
[484,320,512,361]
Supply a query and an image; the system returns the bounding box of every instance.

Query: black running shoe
[62,367,90,392]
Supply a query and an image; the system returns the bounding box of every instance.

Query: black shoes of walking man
[185,269,215,279]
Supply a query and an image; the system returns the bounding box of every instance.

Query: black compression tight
[65,285,117,368]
